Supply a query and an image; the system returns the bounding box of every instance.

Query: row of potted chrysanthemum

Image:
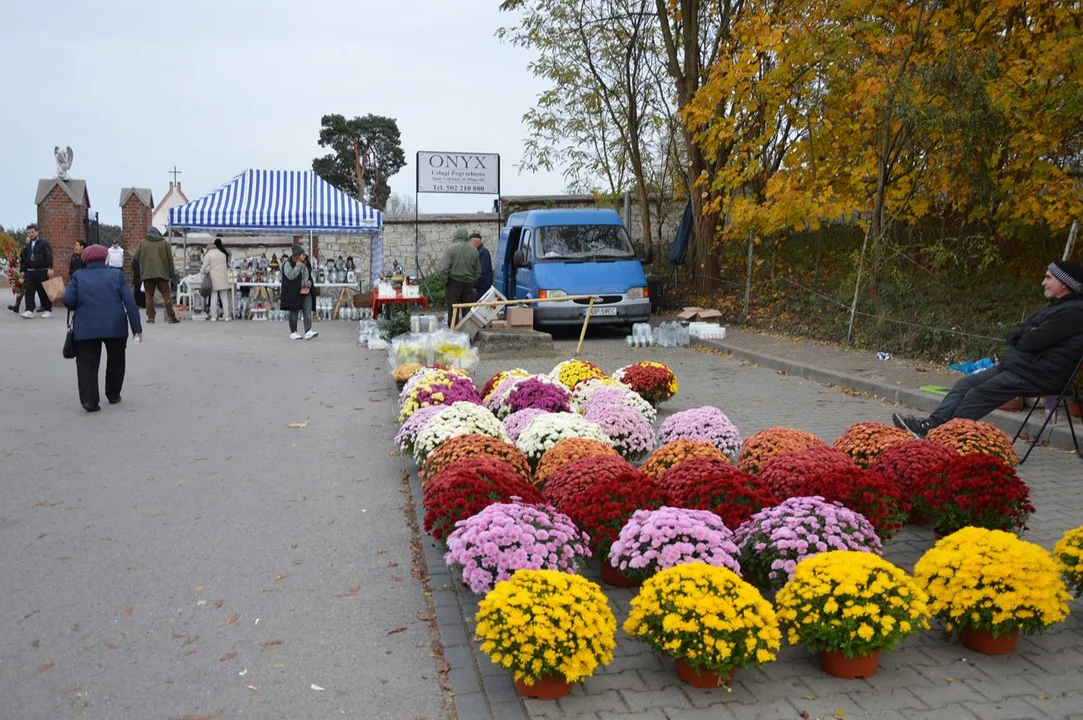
[473,523,1079,700]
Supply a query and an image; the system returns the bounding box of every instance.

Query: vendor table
[234,282,360,320]
[372,290,430,319]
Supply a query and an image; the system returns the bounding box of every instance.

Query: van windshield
[536,224,635,260]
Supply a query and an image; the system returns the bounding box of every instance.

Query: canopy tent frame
[167,169,384,283]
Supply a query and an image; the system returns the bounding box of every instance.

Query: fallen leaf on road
[35,500,63,507]
[123,605,133,615]
[37,660,53,672]
[184,649,196,656]
[271,663,285,669]
[311,684,325,691]
[798,713,810,720]
[248,685,260,691]
[225,614,240,626]
[104,643,117,650]
[260,640,282,651]
[945,677,958,684]
[343,586,361,597]
[1038,695,1050,700]
[195,586,205,592]
[803,695,817,700]
[183,635,199,646]
[286,418,310,428]
[213,600,223,609]
[275,573,287,581]
[387,627,407,635]
[416,613,432,622]
[219,652,237,662]
[835,711,846,719]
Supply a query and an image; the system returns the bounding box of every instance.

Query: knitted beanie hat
[1049,260,1083,292]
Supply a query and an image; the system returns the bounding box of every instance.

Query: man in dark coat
[470,231,493,302]
[19,224,55,317]
[893,260,1083,438]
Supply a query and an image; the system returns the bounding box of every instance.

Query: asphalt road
[0,312,446,720]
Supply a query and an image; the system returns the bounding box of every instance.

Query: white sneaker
[223,316,231,322]
[20,311,33,319]
[209,317,217,322]
[41,311,53,318]
[289,332,303,340]
[303,330,319,340]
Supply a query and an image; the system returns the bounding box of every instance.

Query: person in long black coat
[61,244,144,412]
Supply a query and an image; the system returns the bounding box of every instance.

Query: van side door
[501,226,522,298]
[515,228,536,299]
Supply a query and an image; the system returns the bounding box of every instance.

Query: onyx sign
[416,151,500,194]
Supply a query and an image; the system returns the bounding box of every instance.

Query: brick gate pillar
[35,179,90,283]
[119,188,153,283]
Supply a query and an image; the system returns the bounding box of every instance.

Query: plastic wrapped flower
[445,500,592,594]
[868,441,958,523]
[582,403,655,461]
[577,385,657,424]
[623,564,781,678]
[832,422,913,468]
[399,372,481,423]
[413,402,509,466]
[920,454,1034,536]
[640,440,726,481]
[542,455,639,509]
[558,472,672,555]
[419,433,533,484]
[609,506,741,580]
[656,407,742,460]
[481,368,530,401]
[757,447,856,497]
[737,427,825,474]
[787,466,909,540]
[550,359,607,390]
[914,528,1071,636]
[776,552,929,660]
[535,438,620,487]
[926,418,1018,466]
[395,404,449,457]
[612,361,678,406]
[503,408,550,443]
[422,458,544,541]
[734,497,882,591]
[475,570,617,685]
[507,377,572,415]
[515,412,613,469]
[658,458,777,530]
[1053,525,1083,597]
[392,361,424,385]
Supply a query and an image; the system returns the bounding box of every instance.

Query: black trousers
[446,280,475,327]
[23,269,52,312]
[75,338,127,407]
[928,366,1032,427]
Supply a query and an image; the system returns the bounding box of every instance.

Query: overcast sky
[0,0,566,229]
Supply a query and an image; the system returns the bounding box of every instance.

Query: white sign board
[416,151,500,194]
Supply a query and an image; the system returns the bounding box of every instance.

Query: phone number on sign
[430,184,491,193]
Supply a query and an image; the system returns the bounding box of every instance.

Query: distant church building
[152,181,189,230]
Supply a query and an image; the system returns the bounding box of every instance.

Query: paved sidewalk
[400,329,1083,720]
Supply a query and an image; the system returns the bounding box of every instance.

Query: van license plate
[588,307,618,316]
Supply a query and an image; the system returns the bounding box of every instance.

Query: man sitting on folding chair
[893,260,1083,439]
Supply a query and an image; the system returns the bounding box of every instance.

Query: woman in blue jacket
[62,244,144,412]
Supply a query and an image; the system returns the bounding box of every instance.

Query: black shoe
[107,396,121,405]
[167,317,180,324]
[7,305,17,313]
[82,403,101,413]
[145,318,155,324]
[893,412,930,439]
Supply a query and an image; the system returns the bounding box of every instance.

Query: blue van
[494,209,653,327]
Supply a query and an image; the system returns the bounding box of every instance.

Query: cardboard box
[695,309,722,321]
[507,306,534,327]
[488,320,510,330]
[677,306,704,320]
[352,292,372,308]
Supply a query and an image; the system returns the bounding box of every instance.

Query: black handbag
[62,311,76,359]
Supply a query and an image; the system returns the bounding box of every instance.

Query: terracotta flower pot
[600,561,640,588]
[959,627,1019,655]
[674,657,733,688]
[819,649,881,679]
[514,674,572,700]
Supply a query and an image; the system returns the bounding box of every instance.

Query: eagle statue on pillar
[54,146,74,181]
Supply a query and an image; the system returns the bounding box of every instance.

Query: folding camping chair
[1012,353,1083,464]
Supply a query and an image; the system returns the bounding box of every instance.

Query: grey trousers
[288,294,313,333]
[928,366,1032,427]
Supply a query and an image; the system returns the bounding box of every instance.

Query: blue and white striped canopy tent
[168,169,382,234]
[168,169,383,280]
